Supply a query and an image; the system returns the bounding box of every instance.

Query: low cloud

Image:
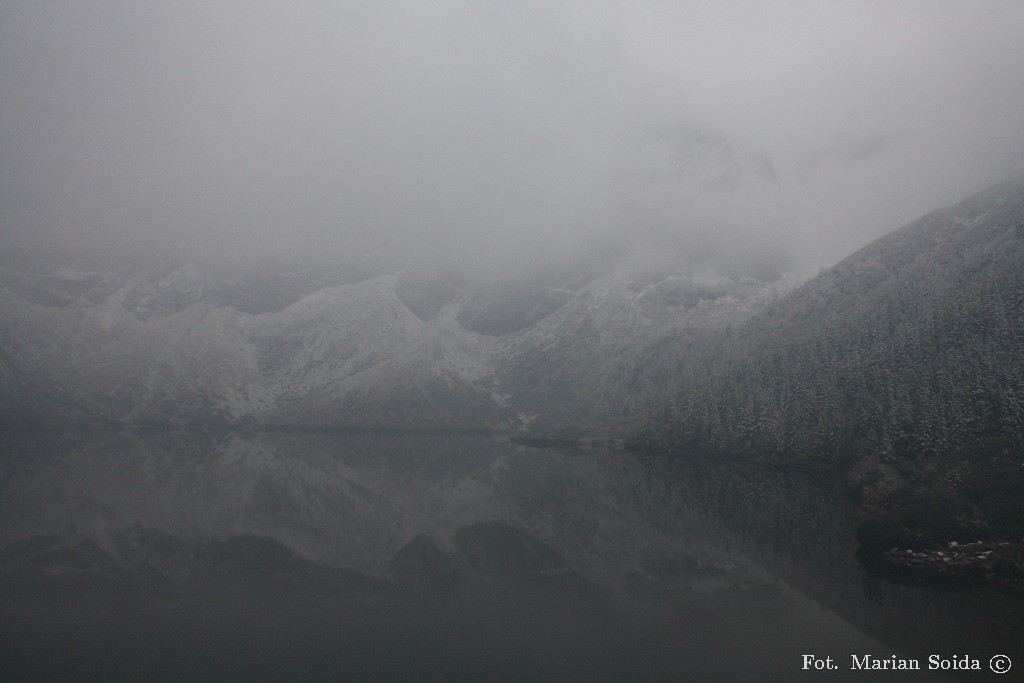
[2,1,1022,275]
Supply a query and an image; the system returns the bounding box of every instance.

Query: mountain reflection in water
[1,432,1020,681]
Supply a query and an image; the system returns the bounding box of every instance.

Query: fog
[2,1,1023,276]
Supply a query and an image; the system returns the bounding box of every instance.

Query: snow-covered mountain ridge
[0,249,793,431]
[2,175,1021,476]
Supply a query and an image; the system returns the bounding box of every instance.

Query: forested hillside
[643,176,1024,461]
[628,176,1024,565]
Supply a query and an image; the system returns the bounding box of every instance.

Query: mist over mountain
[6,4,1024,677]
[0,230,797,430]
[4,175,1022,571]
[3,1,1024,276]
[2,177,1022,445]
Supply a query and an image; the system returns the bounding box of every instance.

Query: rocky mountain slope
[0,247,793,432]
[2,177,1020,454]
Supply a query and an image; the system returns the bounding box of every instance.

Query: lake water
[1,432,1021,681]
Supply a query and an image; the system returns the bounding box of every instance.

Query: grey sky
[2,1,1023,274]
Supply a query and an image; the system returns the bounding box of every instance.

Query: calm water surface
[1,432,1020,681]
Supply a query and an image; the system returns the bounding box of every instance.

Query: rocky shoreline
[859,540,1024,591]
